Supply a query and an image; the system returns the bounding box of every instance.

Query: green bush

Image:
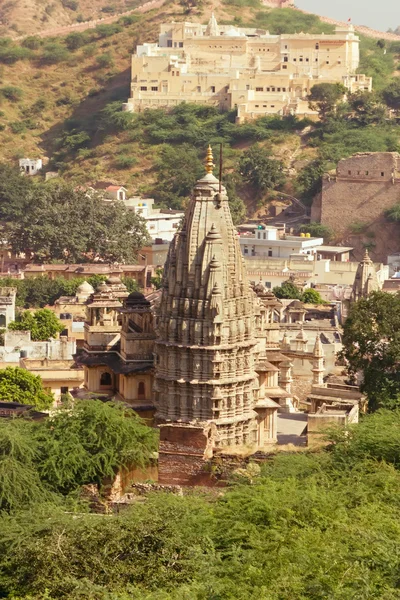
[9,121,26,134]
[114,154,137,169]
[65,32,89,51]
[94,23,123,38]
[0,45,31,64]
[21,36,42,50]
[61,0,79,9]
[95,52,114,69]
[41,43,70,64]
[0,85,23,102]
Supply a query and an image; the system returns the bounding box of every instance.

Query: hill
[0,1,399,245]
[0,0,146,37]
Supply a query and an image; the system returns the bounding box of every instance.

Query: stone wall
[311,153,400,261]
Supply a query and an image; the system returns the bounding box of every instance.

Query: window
[338,60,341,64]
[284,56,288,62]
[151,86,158,91]
[348,170,351,175]
[100,372,112,386]
[293,58,297,62]
[256,87,263,92]
[179,42,183,47]
[381,172,385,176]
[197,86,201,92]
[0,314,5,327]
[306,57,309,62]
[282,65,287,69]
[265,282,272,289]
[211,85,215,92]
[299,58,303,62]
[282,87,286,92]
[167,40,172,47]
[271,87,276,92]
[255,104,259,108]
[138,381,145,398]
[366,171,369,175]
[266,87,271,92]
[268,250,273,257]
[277,87,281,92]
[61,387,69,395]
[271,105,275,108]
[326,61,330,65]
[140,86,147,91]
[315,43,319,50]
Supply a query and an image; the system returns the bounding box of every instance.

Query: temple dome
[76,281,94,294]
[106,276,122,285]
[125,291,150,307]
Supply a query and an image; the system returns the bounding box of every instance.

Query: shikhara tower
[154,146,260,451]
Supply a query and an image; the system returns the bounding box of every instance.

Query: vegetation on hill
[1,408,400,597]
[0,4,398,227]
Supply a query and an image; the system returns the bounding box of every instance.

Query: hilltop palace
[124,14,372,121]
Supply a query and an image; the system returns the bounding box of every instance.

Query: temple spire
[205,144,215,174]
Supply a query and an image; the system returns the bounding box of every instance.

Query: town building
[0,288,17,328]
[125,15,371,121]
[122,197,184,242]
[19,357,84,404]
[239,226,323,259]
[351,249,380,302]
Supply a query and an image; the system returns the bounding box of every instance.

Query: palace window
[284,56,288,62]
[140,86,147,91]
[138,381,145,399]
[151,86,158,91]
[282,65,287,69]
[211,85,216,92]
[256,87,263,91]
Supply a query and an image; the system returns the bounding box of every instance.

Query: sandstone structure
[311,152,400,261]
[125,15,371,121]
[351,249,379,302]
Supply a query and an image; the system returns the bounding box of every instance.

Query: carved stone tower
[351,249,379,302]
[154,147,260,481]
[312,334,324,386]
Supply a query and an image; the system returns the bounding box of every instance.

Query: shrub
[94,23,122,38]
[114,155,137,169]
[0,86,23,102]
[0,45,31,64]
[9,121,26,134]
[61,0,79,9]
[22,36,42,50]
[65,32,89,51]
[41,43,70,64]
[96,52,114,69]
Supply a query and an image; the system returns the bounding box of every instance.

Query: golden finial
[205,144,214,174]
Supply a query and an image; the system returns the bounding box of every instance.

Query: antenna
[219,143,223,193]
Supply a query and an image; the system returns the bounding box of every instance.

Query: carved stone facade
[351,249,380,302]
[154,148,261,449]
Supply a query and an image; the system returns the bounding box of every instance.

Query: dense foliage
[0,165,149,263]
[0,366,54,410]
[1,410,400,598]
[0,399,157,511]
[273,281,325,304]
[341,291,400,411]
[8,308,64,340]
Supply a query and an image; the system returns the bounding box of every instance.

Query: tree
[8,308,64,341]
[385,203,400,222]
[340,291,400,411]
[273,280,303,300]
[0,419,49,512]
[308,83,347,120]
[0,367,54,410]
[6,183,150,263]
[36,400,158,494]
[348,91,386,125]
[382,78,400,112]
[151,268,163,289]
[302,288,325,304]
[239,144,286,193]
[296,160,326,204]
[299,222,334,241]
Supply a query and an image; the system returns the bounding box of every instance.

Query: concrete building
[0,288,17,328]
[239,226,323,259]
[125,15,371,121]
[123,197,184,242]
[20,358,84,404]
[19,158,42,176]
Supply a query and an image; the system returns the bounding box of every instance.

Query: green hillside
[0,3,399,222]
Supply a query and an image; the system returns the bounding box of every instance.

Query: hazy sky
[296,0,399,31]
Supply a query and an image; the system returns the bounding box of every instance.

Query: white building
[123,197,184,242]
[19,158,42,176]
[239,226,323,259]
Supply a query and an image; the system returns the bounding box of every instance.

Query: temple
[154,147,293,483]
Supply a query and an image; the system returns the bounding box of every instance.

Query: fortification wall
[312,153,400,261]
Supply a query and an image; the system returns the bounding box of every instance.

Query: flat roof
[317,246,354,254]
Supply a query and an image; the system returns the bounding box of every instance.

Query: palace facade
[125,15,372,121]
